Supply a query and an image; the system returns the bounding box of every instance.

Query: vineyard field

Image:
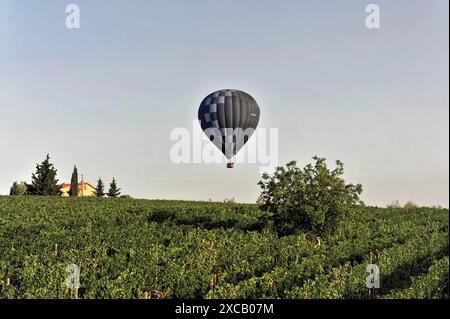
[0,196,448,299]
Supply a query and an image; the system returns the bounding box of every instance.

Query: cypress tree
[9,182,19,195]
[29,154,60,196]
[96,178,105,197]
[70,166,79,197]
[108,178,121,198]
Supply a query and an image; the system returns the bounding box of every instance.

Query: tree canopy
[9,181,28,196]
[258,156,363,236]
[108,178,121,198]
[28,154,60,196]
[70,166,79,197]
[96,178,105,197]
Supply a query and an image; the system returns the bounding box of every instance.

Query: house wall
[79,184,96,197]
[60,186,71,197]
[60,184,96,197]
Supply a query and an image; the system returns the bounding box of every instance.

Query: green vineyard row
[0,196,448,299]
[386,256,449,299]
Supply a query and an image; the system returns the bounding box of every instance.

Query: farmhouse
[59,181,96,197]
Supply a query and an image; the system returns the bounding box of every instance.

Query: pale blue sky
[0,0,448,206]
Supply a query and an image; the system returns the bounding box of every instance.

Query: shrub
[120,195,133,199]
[9,181,28,196]
[387,200,402,209]
[404,201,418,210]
[257,156,363,236]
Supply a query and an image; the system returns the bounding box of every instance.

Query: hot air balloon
[198,89,260,168]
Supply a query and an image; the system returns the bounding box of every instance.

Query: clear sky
[0,0,448,207]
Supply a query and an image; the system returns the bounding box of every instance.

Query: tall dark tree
[108,178,121,198]
[96,178,105,197]
[9,182,19,196]
[29,154,60,196]
[70,166,79,197]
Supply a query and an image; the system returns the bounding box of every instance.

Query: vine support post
[368,252,373,299]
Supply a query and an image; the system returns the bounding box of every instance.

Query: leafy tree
[96,178,105,197]
[108,178,121,198]
[258,156,363,236]
[387,200,402,209]
[404,201,418,210]
[70,166,79,197]
[29,154,60,196]
[9,182,19,196]
[9,181,28,196]
[223,197,235,204]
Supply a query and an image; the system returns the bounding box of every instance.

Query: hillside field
[0,196,448,299]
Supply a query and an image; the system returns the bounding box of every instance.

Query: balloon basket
[227,162,235,169]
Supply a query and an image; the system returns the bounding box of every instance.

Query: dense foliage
[108,178,121,198]
[9,182,27,196]
[258,157,363,236]
[96,178,105,198]
[0,196,448,299]
[27,154,60,196]
[70,166,79,198]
